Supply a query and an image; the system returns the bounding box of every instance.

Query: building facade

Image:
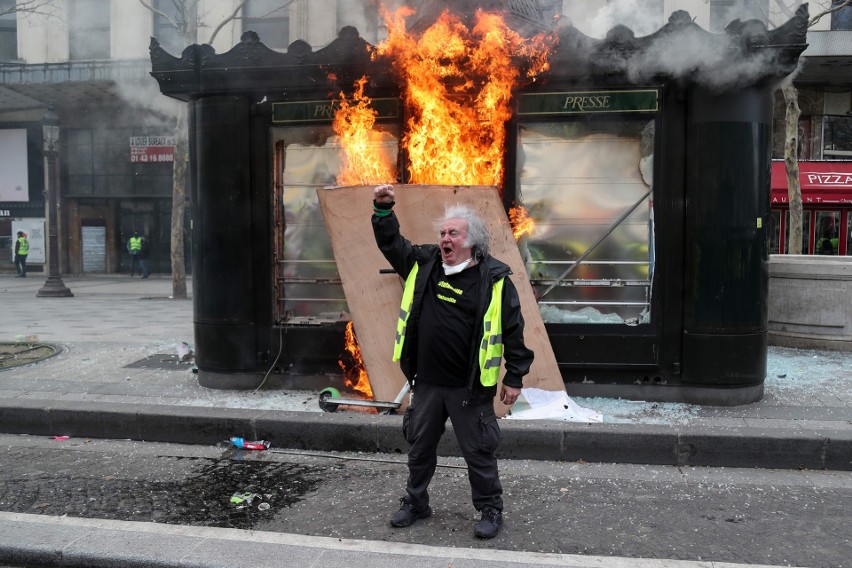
[1,0,848,275]
[0,0,400,274]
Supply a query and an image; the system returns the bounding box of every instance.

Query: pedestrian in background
[14,231,28,277]
[127,230,150,278]
[372,184,534,539]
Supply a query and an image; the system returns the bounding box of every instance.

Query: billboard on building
[0,129,29,202]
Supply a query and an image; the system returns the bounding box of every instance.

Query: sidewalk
[0,274,850,471]
[0,511,807,568]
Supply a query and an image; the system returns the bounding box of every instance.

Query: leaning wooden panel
[317,184,564,414]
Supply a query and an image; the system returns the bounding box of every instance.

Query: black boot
[474,506,502,539]
[390,497,432,528]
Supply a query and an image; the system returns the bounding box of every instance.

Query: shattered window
[273,124,399,322]
[516,118,655,325]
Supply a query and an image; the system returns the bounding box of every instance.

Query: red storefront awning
[771,161,852,205]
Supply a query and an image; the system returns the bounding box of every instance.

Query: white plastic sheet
[506,388,603,423]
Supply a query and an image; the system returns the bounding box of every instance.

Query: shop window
[0,0,16,62]
[69,0,110,60]
[273,123,400,322]
[768,210,781,254]
[831,0,852,30]
[244,0,289,50]
[785,210,810,253]
[517,118,655,325]
[814,210,840,255]
[847,211,852,256]
[823,115,852,158]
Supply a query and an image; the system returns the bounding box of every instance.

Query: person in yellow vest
[14,231,29,277]
[372,184,534,540]
[127,230,150,278]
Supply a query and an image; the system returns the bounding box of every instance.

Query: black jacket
[372,207,534,403]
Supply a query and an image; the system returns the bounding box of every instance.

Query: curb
[0,399,850,471]
[0,512,798,568]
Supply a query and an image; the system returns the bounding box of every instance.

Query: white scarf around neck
[442,258,473,275]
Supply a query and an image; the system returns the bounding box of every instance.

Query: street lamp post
[37,107,73,298]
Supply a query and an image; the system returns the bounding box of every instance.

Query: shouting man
[372,184,533,539]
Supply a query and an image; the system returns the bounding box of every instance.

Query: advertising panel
[11,219,46,264]
[0,129,29,202]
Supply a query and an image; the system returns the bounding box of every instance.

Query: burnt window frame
[506,87,663,334]
[270,96,403,325]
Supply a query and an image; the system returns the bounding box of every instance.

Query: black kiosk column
[192,95,260,389]
[681,86,773,404]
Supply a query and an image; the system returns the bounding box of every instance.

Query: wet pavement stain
[0,455,325,530]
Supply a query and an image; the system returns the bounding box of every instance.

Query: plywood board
[317,184,564,414]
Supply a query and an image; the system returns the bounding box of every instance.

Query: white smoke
[112,73,184,128]
[562,0,807,92]
[579,0,665,37]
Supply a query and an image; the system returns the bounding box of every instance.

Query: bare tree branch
[208,0,248,46]
[139,0,180,31]
[809,0,851,26]
[1,0,60,20]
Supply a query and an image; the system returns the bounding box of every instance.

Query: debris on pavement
[506,388,603,423]
[177,341,194,362]
[230,437,271,451]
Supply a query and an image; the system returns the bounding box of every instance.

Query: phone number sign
[130,136,176,163]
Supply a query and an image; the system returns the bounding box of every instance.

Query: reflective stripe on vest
[392,263,419,362]
[392,266,506,388]
[478,277,505,387]
[129,236,142,252]
[17,237,29,255]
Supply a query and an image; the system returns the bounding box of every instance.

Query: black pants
[14,254,27,276]
[130,254,149,277]
[402,382,503,512]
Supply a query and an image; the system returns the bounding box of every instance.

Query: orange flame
[375,8,555,188]
[333,77,397,186]
[330,8,556,189]
[509,205,535,239]
[338,321,374,400]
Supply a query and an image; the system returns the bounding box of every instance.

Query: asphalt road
[0,434,850,567]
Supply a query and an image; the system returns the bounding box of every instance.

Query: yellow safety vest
[17,237,29,255]
[129,236,143,252]
[479,277,505,386]
[392,263,506,387]
[392,263,419,362]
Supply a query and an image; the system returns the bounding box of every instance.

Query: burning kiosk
[149,2,809,405]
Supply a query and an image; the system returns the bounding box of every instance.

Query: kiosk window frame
[512,89,660,327]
